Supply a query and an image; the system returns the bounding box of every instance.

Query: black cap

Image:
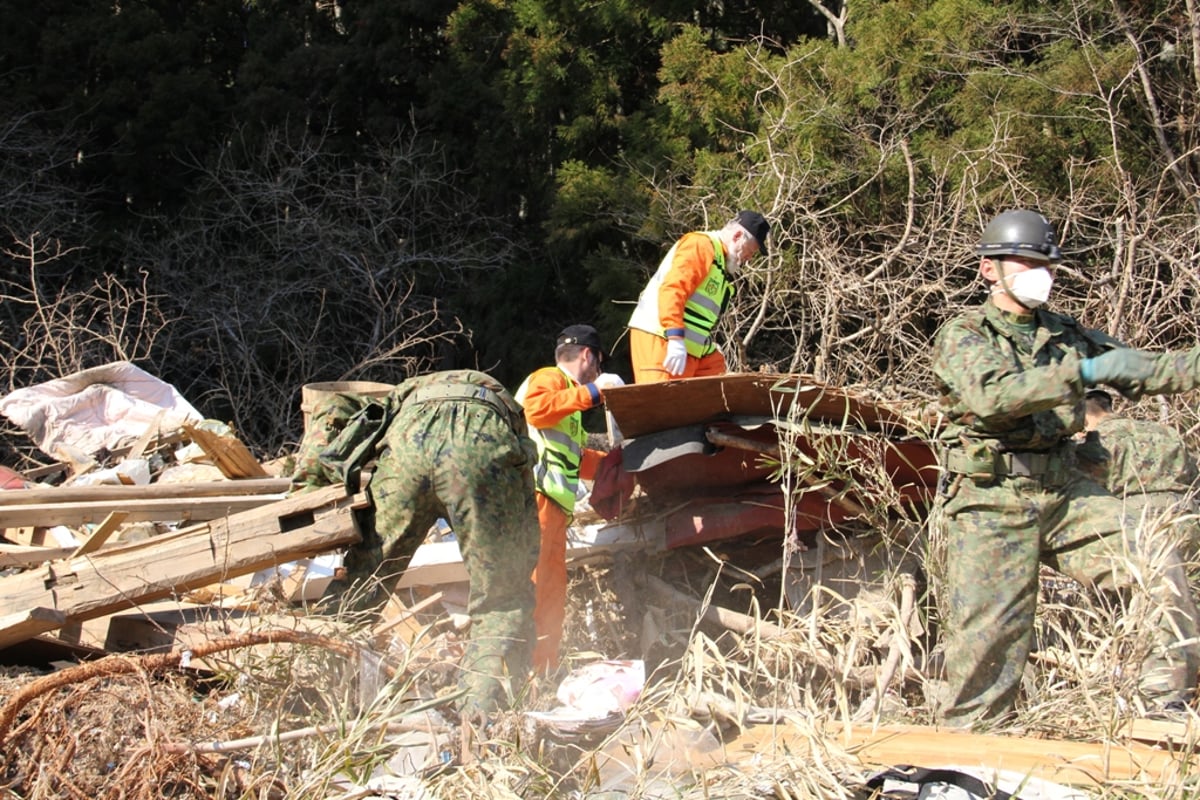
[557,324,607,365]
[734,210,770,256]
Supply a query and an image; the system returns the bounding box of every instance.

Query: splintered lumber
[0,485,363,649]
[182,424,269,478]
[728,721,1196,787]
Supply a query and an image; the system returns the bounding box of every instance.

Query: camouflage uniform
[1083,415,1200,560]
[298,370,540,715]
[291,392,379,493]
[931,300,1200,725]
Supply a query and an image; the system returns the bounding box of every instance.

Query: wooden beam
[0,485,363,648]
[0,543,74,568]
[0,477,292,506]
[0,494,289,528]
[0,608,67,643]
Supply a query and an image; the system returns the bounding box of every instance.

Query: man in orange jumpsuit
[627,210,770,383]
[515,324,624,671]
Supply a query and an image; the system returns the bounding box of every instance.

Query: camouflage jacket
[1085,415,1198,497]
[932,299,1200,455]
[291,369,526,492]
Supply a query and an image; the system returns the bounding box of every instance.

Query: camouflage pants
[933,471,1200,726]
[342,397,540,715]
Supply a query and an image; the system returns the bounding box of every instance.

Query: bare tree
[127,127,515,455]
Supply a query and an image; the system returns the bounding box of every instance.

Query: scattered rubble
[0,367,1195,798]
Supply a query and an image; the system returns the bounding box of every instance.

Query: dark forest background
[2,0,1199,459]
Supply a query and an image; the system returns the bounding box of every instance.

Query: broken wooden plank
[68,511,130,559]
[182,424,269,478]
[0,494,289,528]
[372,591,446,648]
[125,409,167,460]
[0,485,363,648]
[0,477,292,506]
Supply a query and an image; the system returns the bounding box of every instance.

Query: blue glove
[1079,348,1157,387]
[663,338,688,376]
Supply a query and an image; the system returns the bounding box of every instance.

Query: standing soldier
[515,324,624,672]
[931,208,1200,726]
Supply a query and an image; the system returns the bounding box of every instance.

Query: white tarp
[0,361,204,459]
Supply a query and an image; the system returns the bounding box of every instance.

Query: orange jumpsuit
[628,232,730,383]
[520,366,605,672]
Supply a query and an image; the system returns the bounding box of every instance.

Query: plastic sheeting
[0,361,203,459]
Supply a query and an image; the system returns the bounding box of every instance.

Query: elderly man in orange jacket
[515,324,624,672]
[627,210,770,383]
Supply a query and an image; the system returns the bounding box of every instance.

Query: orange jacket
[521,366,605,482]
[659,231,720,332]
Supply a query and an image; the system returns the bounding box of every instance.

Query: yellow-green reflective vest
[514,368,587,512]
[627,231,733,357]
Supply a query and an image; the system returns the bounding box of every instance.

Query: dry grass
[3,406,1200,798]
[2,529,1198,799]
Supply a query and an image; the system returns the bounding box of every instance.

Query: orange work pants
[628,328,727,384]
[531,492,569,672]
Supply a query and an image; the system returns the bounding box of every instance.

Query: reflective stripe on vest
[514,369,587,512]
[627,231,732,357]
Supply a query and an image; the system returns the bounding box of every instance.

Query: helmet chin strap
[991,259,1036,311]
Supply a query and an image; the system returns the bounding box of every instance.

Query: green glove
[1079,348,1157,387]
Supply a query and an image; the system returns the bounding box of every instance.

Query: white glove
[663,338,688,376]
[594,373,625,390]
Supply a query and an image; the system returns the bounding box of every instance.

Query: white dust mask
[999,266,1053,309]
